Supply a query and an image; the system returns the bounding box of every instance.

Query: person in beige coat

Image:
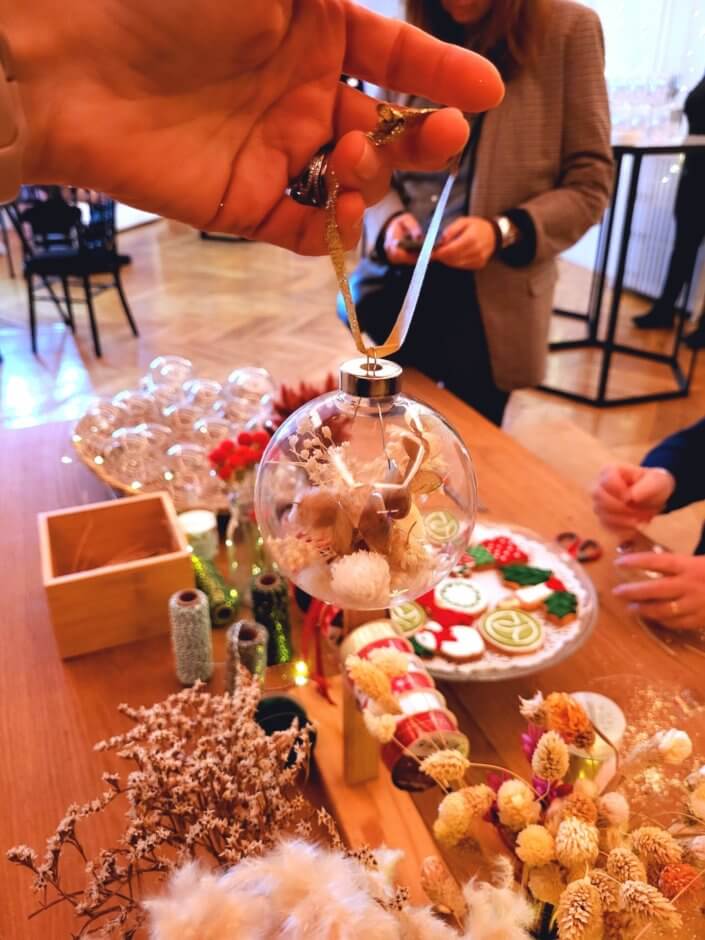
[344,0,613,425]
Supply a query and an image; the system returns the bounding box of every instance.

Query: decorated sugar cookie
[501,564,553,588]
[413,620,485,663]
[467,544,497,570]
[424,509,460,544]
[480,536,528,565]
[479,608,544,656]
[544,590,578,626]
[389,601,427,637]
[515,582,553,610]
[434,577,487,616]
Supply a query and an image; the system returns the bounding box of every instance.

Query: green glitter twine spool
[192,555,239,628]
[251,570,292,665]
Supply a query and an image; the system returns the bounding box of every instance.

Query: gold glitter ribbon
[326,103,462,361]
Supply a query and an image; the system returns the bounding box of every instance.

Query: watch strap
[0,33,26,203]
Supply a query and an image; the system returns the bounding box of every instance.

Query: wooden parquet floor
[1,218,703,477]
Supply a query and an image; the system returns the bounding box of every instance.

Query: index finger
[343,3,504,112]
[615,552,684,575]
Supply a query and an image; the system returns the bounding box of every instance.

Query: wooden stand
[295,675,439,904]
[341,609,384,785]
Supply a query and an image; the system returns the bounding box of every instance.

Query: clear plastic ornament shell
[255,363,477,609]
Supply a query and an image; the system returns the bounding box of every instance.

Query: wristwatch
[493,215,520,250]
[0,33,26,202]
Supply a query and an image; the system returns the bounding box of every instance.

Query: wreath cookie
[479,608,544,656]
[389,600,427,637]
[434,577,488,617]
[424,509,460,545]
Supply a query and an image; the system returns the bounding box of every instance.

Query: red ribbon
[300,597,338,704]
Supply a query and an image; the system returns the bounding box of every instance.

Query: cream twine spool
[169,588,214,685]
[177,509,219,561]
[226,619,268,692]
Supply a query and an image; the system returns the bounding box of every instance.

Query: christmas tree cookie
[544,590,578,626]
[501,564,553,589]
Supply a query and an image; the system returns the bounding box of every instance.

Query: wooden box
[39,493,193,658]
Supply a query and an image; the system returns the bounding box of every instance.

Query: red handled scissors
[556,531,602,563]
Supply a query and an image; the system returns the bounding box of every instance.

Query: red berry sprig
[209,429,270,482]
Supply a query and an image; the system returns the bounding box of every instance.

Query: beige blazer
[365,0,613,391]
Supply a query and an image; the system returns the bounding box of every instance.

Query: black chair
[9,191,138,357]
[0,205,15,277]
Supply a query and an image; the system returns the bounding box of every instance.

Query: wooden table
[2,371,703,939]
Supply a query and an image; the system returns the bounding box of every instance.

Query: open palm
[17,0,503,253]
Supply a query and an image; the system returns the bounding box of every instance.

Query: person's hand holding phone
[384,213,424,265]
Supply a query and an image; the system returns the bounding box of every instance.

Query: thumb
[628,470,672,508]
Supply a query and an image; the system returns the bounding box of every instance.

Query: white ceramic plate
[412,521,598,683]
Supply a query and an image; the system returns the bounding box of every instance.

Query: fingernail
[355,143,378,181]
[612,585,625,595]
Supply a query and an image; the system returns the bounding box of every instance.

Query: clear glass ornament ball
[255,359,477,609]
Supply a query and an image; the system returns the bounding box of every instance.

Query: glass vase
[225,475,266,606]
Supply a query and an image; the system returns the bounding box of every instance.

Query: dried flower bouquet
[8,673,313,937]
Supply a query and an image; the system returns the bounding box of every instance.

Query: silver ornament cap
[339,357,402,399]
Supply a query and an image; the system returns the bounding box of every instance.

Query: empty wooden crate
[39,492,193,658]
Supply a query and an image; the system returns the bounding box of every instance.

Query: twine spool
[169,588,213,685]
[192,555,239,627]
[251,571,292,665]
[225,619,268,692]
[178,509,219,560]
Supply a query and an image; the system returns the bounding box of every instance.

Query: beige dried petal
[620,880,683,930]
[490,855,516,890]
[556,877,603,940]
[607,848,647,884]
[515,825,556,868]
[589,868,620,913]
[531,731,570,783]
[367,648,410,678]
[519,691,546,726]
[362,709,397,744]
[631,826,682,881]
[420,856,467,920]
[529,863,565,906]
[555,818,600,869]
[420,750,470,790]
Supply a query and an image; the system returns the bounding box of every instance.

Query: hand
[591,464,675,534]
[384,213,423,265]
[614,552,705,631]
[432,216,497,269]
[9,0,503,255]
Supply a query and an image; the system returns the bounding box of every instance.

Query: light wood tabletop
[1,369,703,938]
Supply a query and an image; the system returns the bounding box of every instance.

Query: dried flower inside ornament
[255,358,477,609]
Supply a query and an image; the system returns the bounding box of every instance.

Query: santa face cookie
[479,608,544,656]
[414,620,486,663]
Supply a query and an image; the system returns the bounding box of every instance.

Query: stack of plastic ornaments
[254,358,477,610]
